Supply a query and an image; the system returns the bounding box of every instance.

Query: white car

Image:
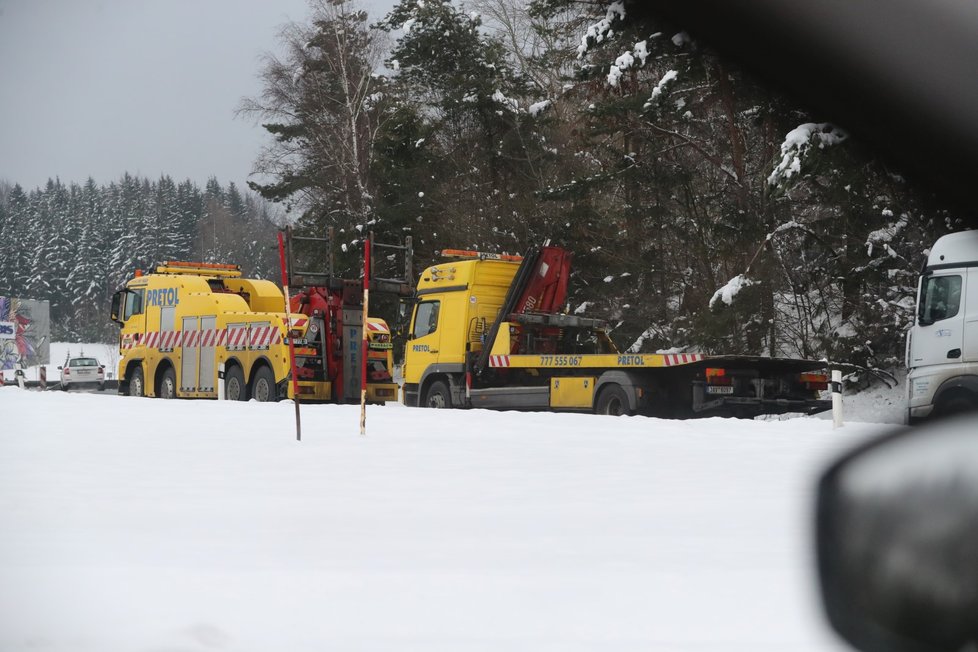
[59,356,106,391]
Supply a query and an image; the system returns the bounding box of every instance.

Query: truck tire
[596,384,632,416]
[225,365,247,401]
[159,367,177,399]
[424,380,452,409]
[937,393,977,418]
[129,367,145,398]
[251,366,276,402]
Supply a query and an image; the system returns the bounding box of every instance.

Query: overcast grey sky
[0,0,394,191]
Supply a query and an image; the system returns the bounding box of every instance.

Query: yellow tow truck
[402,246,832,418]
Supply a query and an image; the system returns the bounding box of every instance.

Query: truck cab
[402,256,518,406]
[906,231,978,422]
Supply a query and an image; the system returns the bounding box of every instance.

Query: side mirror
[816,414,978,652]
[110,289,125,325]
[57,366,63,370]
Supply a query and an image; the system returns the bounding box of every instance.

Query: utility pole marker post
[360,238,370,436]
[831,369,843,429]
[278,230,302,442]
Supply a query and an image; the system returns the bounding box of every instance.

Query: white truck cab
[906,231,978,423]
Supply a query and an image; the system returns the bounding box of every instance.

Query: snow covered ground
[0,364,899,652]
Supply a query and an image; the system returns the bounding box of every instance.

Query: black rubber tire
[937,394,977,419]
[129,366,145,397]
[225,365,247,401]
[424,380,452,409]
[595,384,632,416]
[251,365,276,402]
[159,367,177,399]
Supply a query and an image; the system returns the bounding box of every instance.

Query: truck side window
[919,275,962,324]
[413,301,440,339]
[124,289,145,320]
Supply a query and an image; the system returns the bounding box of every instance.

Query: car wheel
[251,366,276,402]
[61,382,68,391]
[129,367,145,397]
[159,367,177,399]
[596,384,633,416]
[424,380,452,409]
[225,365,247,401]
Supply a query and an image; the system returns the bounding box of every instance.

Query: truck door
[910,272,966,367]
[405,300,442,383]
[965,268,978,362]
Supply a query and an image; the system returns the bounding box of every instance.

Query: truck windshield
[919,275,962,324]
[124,288,145,320]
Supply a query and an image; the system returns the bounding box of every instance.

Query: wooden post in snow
[360,237,371,436]
[278,231,302,442]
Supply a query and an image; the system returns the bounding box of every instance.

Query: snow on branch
[578,1,626,59]
[767,123,847,187]
[643,70,678,107]
[607,39,652,86]
[528,99,552,116]
[865,214,909,256]
[709,274,755,309]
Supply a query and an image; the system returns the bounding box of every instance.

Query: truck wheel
[225,365,247,401]
[159,367,177,399]
[129,367,145,397]
[596,384,632,416]
[424,380,452,409]
[937,394,977,418]
[251,366,276,402]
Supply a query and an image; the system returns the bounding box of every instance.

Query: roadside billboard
[0,297,50,370]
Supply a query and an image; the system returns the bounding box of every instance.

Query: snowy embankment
[0,386,895,652]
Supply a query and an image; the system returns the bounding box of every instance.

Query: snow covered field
[0,378,897,652]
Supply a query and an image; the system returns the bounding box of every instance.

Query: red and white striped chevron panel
[366,320,386,332]
[488,355,511,367]
[227,327,248,348]
[249,326,278,348]
[160,331,180,349]
[181,330,200,347]
[199,328,224,347]
[662,353,704,366]
[120,325,281,351]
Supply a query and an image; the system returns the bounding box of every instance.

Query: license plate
[706,385,734,395]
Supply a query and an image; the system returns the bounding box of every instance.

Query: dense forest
[0,176,279,342]
[1,0,966,371]
[236,0,963,369]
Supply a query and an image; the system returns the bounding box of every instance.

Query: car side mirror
[57,366,63,370]
[816,414,978,652]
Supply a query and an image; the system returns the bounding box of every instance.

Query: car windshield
[68,358,99,367]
